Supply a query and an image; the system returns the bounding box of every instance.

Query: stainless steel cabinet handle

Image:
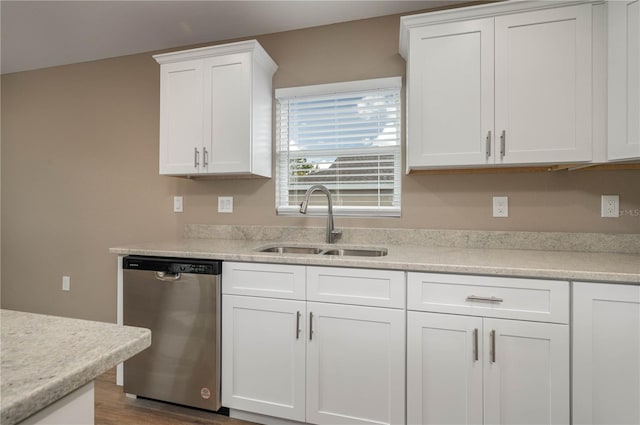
[466,295,504,303]
[485,130,492,158]
[309,312,314,341]
[473,328,479,361]
[203,147,209,167]
[296,311,301,340]
[490,330,496,363]
[500,130,506,158]
[194,147,200,168]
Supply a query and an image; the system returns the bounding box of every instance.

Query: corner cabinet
[153,40,277,177]
[400,1,596,170]
[608,1,640,161]
[406,272,570,425]
[573,282,640,425]
[221,262,405,425]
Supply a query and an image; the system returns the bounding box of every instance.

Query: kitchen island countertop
[110,237,640,284]
[0,309,151,425]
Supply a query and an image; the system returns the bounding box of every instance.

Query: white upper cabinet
[608,1,640,161]
[154,40,277,177]
[401,1,595,170]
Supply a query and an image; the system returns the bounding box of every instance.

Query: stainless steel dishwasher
[123,255,222,411]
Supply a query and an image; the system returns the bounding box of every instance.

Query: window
[275,77,402,216]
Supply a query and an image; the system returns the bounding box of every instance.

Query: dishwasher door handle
[154,272,181,282]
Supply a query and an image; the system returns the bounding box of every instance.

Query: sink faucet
[299,184,342,244]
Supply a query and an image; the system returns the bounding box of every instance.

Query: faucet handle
[331,229,342,239]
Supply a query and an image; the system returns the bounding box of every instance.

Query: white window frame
[275,76,402,217]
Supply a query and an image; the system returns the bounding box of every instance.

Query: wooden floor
[95,369,258,425]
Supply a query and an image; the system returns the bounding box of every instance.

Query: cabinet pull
[194,147,200,168]
[203,147,209,167]
[473,328,479,361]
[485,130,492,158]
[466,295,504,303]
[490,330,496,363]
[309,312,314,341]
[295,311,301,340]
[500,130,506,158]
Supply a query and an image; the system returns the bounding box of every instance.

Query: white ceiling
[1,0,464,75]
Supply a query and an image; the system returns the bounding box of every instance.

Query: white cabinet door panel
[495,5,592,164]
[306,302,405,425]
[159,59,203,175]
[407,311,483,425]
[204,52,252,173]
[608,0,640,160]
[483,319,569,425]
[221,295,306,422]
[408,18,494,168]
[573,282,640,425]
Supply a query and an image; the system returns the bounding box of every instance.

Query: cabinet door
[203,52,252,173]
[573,282,640,425]
[407,311,483,425]
[407,18,494,169]
[483,318,569,425]
[608,1,640,160]
[306,302,405,425]
[495,5,592,164]
[158,59,203,175]
[221,295,306,422]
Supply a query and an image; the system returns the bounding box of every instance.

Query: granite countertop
[110,237,640,284]
[0,310,151,425]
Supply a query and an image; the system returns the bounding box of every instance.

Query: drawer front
[407,272,569,323]
[307,267,405,308]
[222,262,305,300]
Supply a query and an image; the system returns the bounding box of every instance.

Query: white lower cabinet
[407,272,570,425]
[221,295,306,421]
[573,282,640,425]
[306,302,405,425]
[221,262,405,425]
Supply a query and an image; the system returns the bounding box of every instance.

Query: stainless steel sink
[259,246,324,255]
[257,244,387,257]
[321,248,387,257]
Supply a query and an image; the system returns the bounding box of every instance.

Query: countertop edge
[1,322,151,425]
[109,244,640,284]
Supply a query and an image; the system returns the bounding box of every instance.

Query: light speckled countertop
[110,237,640,284]
[0,310,151,425]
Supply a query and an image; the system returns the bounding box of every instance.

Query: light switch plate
[218,196,233,213]
[173,196,183,213]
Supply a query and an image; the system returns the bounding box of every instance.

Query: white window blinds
[276,77,402,216]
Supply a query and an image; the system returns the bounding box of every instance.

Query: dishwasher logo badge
[200,388,211,400]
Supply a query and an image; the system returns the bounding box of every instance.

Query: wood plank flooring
[95,369,258,425]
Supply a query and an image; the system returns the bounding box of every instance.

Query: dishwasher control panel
[123,256,221,275]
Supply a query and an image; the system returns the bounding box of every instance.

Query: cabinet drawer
[222,262,305,300]
[307,267,405,308]
[407,272,568,323]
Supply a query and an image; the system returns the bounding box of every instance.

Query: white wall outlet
[492,196,509,217]
[218,196,233,213]
[62,276,70,291]
[601,195,619,218]
[173,196,183,213]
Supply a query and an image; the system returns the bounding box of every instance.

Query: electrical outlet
[218,196,233,213]
[493,196,509,217]
[601,195,619,218]
[173,196,183,213]
[62,276,70,291]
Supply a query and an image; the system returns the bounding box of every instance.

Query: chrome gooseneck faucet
[299,184,342,244]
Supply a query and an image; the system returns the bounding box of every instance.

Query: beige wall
[2,11,639,322]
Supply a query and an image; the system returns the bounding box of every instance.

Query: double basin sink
[257,244,388,257]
